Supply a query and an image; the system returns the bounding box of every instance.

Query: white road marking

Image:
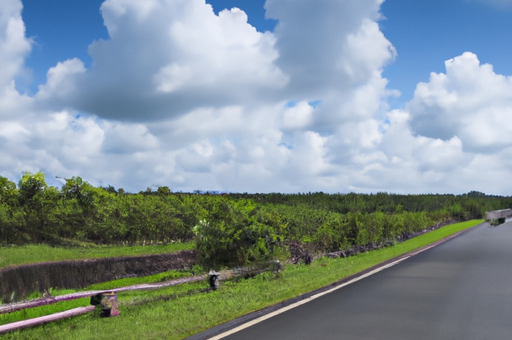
[207,256,410,340]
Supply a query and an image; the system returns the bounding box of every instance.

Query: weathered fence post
[99,292,120,317]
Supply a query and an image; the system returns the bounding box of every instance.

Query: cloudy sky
[1,0,512,194]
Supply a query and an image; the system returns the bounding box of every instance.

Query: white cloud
[0,0,31,87]
[265,0,391,96]
[153,7,286,92]
[408,52,512,152]
[280,102,315,131]
[340,19,396,84]
[100,122,158,155]
[35,0,287,121]
[0,0,32,119]
[3,0,512,195]
[35,58,86,103]
[32,0,395,127]
[0,121,30,143]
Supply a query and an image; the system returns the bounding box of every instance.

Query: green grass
[2,220,483,339]
[0,269,198,326]
[0,242,195,269]
[85,270,195,291]
[48,269,196,297]
[0,299,91,326]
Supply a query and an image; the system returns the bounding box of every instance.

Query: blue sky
[381,0,512,104]
[2,0,512,194]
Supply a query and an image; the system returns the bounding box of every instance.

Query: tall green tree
[17,172,59,242]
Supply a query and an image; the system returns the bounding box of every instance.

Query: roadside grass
[44,268,197,298]
[3,220,483,339]
[0,242,195,269]
[0,299,90,326]
[85,270,195,292]
[1,270,198,326]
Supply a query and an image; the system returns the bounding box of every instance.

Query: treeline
[0,172,507,269]
[227,191,509,216]
[0,173,200,246]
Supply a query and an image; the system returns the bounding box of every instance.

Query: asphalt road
[217,222,512,340]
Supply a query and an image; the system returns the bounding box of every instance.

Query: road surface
[211,222,512,339]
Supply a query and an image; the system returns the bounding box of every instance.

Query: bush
[194,199,286,270]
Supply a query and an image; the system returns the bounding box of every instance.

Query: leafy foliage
[194,199,286,269]
[0,172,509,268]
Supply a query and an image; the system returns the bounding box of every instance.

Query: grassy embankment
[3,220,483,339]
[0,242,195,269]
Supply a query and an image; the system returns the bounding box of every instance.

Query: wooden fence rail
[0,274,206,315]
[0,306,95,334]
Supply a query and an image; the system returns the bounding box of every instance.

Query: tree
[157,186,171,195]
[17,172,59,242]
[0,177,23,243]
[0,176,17,206]
[61,176,94,210]
[194,199,286,270]
[18,172,46,206]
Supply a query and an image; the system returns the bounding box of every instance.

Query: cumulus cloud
[265,0,394,99]
[408,52,512,152]
[35,0,287,121]
[35,58,86,104]
[32,0,396,126]
[3,0,512,195]
[0,0,31,87]
[0,0,32,119]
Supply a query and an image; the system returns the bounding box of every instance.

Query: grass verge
[0,242,194,269]
[0,270,196,326]
[3,220,483,339]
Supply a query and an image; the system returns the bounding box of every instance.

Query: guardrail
[0,275,206,315]
[0,274,207,334]
[486,209,512,222]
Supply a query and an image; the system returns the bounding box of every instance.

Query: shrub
[194,199,286,270]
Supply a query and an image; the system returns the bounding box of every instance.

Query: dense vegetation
[3,220,483,339]
[1,172,509,269]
